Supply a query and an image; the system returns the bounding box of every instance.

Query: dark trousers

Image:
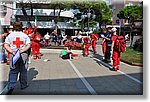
[104,45,111,61]
[7,53,28,90]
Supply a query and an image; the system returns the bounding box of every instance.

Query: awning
[60,11,74,18]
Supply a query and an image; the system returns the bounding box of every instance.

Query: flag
[34,16,37,31]
[12,49,20,68]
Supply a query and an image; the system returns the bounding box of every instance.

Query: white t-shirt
[44,34,50,40]
[77,35,82,39]
[5,31,31,51]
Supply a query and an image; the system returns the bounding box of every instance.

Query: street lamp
[81,8,96,36]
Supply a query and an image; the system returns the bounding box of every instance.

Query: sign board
[116,19,120,25]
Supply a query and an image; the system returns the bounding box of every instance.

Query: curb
[121,59,143,67]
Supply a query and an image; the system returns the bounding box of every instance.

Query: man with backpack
[111,27,126,71]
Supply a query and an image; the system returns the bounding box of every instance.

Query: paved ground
[0,45,143,95]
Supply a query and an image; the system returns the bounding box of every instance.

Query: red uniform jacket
[91,33,99,40]
[32,33,42,42]
[83,37,91,44]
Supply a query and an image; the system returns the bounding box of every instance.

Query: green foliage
[92,1,112,27]
[89,21,97,27]
[133,37,143,52]
[93,29,99,34]
[46,0,112,28]
[117,5,143,21]
[78,1,112,28]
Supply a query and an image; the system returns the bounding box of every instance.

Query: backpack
[114,35,126,53]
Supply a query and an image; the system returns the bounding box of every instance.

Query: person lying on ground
[59,47,79,60]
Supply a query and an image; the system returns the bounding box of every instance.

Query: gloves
[110,51,112,57]
[101,34,104,38]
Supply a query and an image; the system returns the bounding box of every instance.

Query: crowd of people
[43,30,67,47]
[0,21,127,95]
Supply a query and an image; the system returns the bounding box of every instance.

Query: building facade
[0,0,81,36]
[109,0,143,26]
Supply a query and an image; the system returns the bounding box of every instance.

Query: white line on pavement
[67,60,97,95]
[93,58,142,85]
[117,70,142,84]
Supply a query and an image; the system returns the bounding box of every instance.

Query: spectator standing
[62,33,67,45]
[51,30,58,46]
[3,21,31,94]
[76,31,83,43]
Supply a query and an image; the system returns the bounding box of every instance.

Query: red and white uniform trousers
[91,33,99,53]
[83,37,91,56]
[112,34,120,70]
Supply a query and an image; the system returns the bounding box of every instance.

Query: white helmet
[9,25,13,29]
[111,27,117,32]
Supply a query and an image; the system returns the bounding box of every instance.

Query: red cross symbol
[13,37,24,48]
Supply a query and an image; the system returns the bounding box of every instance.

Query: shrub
[133,37,143,52]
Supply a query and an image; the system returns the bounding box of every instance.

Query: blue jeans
[7,53,28,90]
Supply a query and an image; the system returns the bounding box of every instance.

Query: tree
[92,1,112,28]
[117,5,143,46]
[71,1,112,29]
[117,5,143,23]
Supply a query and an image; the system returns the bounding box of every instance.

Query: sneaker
[113,66,118,71]
[102,59,107,63]
[114,66,119,71]
[94,52,97,54]
[107,60,111,63]
[33,55,37,60]
[33,57,37,60]
[21,85,29,90]
[6,61,10,65]
[84,55,88,57]
[117,65,120,70]
[37,56,41,59]
[28,61,31,64]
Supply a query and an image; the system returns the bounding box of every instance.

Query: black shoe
[103,59,111,63]
[93,52,97,54]
[6,89,14,95]
[106,60,111,63]
[102,59,107,63]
